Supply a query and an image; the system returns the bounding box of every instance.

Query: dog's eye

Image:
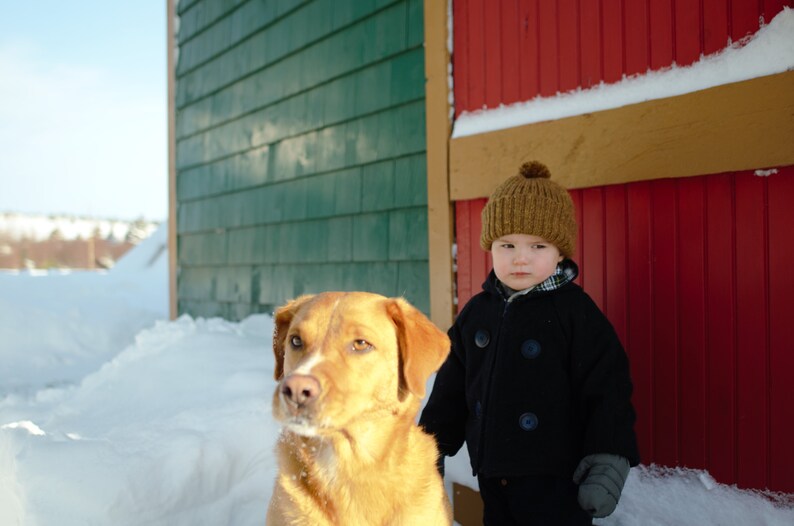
[352,339,373,353]
[289,335,303,349]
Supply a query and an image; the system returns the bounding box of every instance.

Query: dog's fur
[266,292,452,526]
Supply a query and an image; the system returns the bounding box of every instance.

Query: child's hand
[572,453,630,518]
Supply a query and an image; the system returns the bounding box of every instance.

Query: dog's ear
[272,295,315,380]
[387,298,451,400]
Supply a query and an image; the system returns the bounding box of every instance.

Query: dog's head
[271,291,450,436]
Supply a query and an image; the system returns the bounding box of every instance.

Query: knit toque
[480,161,577,257]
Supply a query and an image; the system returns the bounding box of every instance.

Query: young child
[420,161,640,525]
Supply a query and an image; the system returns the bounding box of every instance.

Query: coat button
[521,339,541,359]
[518,412,538,431]
[474,330,490,348]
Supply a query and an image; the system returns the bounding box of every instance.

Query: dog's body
[267,292,452,526]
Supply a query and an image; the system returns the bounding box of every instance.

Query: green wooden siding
[174,0,428,319]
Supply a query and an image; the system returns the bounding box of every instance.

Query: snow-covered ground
[0,226,792,525]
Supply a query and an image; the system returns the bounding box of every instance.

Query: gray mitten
[572,453,630,518]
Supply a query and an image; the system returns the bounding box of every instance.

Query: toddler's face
[490,234,563,291]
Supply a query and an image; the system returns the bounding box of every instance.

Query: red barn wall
[452,0,792,116]
[448,0,794,493]
[456,168,794,492]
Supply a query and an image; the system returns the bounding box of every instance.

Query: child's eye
[532,244,547,249]
[500,243,514,249]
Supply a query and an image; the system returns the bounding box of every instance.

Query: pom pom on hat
[480,161,577,257]
[519,161,551,179]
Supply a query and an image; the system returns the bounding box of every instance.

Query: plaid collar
[500,259,578,301]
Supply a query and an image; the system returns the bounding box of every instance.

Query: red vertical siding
[581,189,605,307]
[452,0,786,114]
[453,167,794,492]
[518,0,540,102]
[483,0,502,107]
[538,1,560,97]
[501,0,521,105]
[624,0,651,76]
[767,167,794,491]
[674,0,702,66]
[702,0,731,55]
[625,182,655,464]
[601,0,624,83]
[453,0,470,113]
[558,0,581,92]
[649,0,674,69]
[603,185,629,345]
[676,177,707,469]
[704,174,737,485]
[734,174,769,489]
[578,0,601,88]
[650,179,679,467]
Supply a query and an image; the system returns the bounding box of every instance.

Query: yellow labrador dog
[267,292,452,526]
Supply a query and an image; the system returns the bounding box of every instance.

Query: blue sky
[0,1,167,221]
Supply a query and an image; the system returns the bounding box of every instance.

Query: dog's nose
[281,374,321,407]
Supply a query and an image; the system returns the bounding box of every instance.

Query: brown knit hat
[480,161,577,257]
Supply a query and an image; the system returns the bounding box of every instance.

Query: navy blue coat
[420,269,640,478]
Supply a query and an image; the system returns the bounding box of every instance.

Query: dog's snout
[281,374,321,407]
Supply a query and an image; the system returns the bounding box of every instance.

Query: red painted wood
[484,0,502,107]
[538,1,559,96]
[763,0,792,23]
[558,0,580,92]
[624,0,650,75]
[734,173,769,490]
[674,0,702,66]
[470,199,492,293]
[676,177,707,469]
[731,0,760,42]
[455,199,490,312]
[604,185,628,346]
[649,0,674,70]
[650,179,679,467]
[467,0,486,111]
[452,167,794,492]
[452,1,791,114]
[579,0,601,89]
[626,182,654,465]
[582,188,605,309]
[453,0,469,117]
[500,0,521,105]
[570,190,585,287]
[702,0,730,55]
[518,0,540,101]
[456,200,474,308]
[768,166,794,493]
[601,0,624,83]
[704,174,737,485]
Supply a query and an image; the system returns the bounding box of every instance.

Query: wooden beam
[424,0,455,329]
[450,71,794,199]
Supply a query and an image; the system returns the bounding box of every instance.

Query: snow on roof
[452,7,794,138]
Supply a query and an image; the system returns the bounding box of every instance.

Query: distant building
[0,213,159,269]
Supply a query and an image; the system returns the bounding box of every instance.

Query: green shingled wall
[174,0,428,319]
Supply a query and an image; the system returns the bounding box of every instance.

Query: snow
[452,7,794,138]
[0,226,792,525]
[0,212,159,243]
